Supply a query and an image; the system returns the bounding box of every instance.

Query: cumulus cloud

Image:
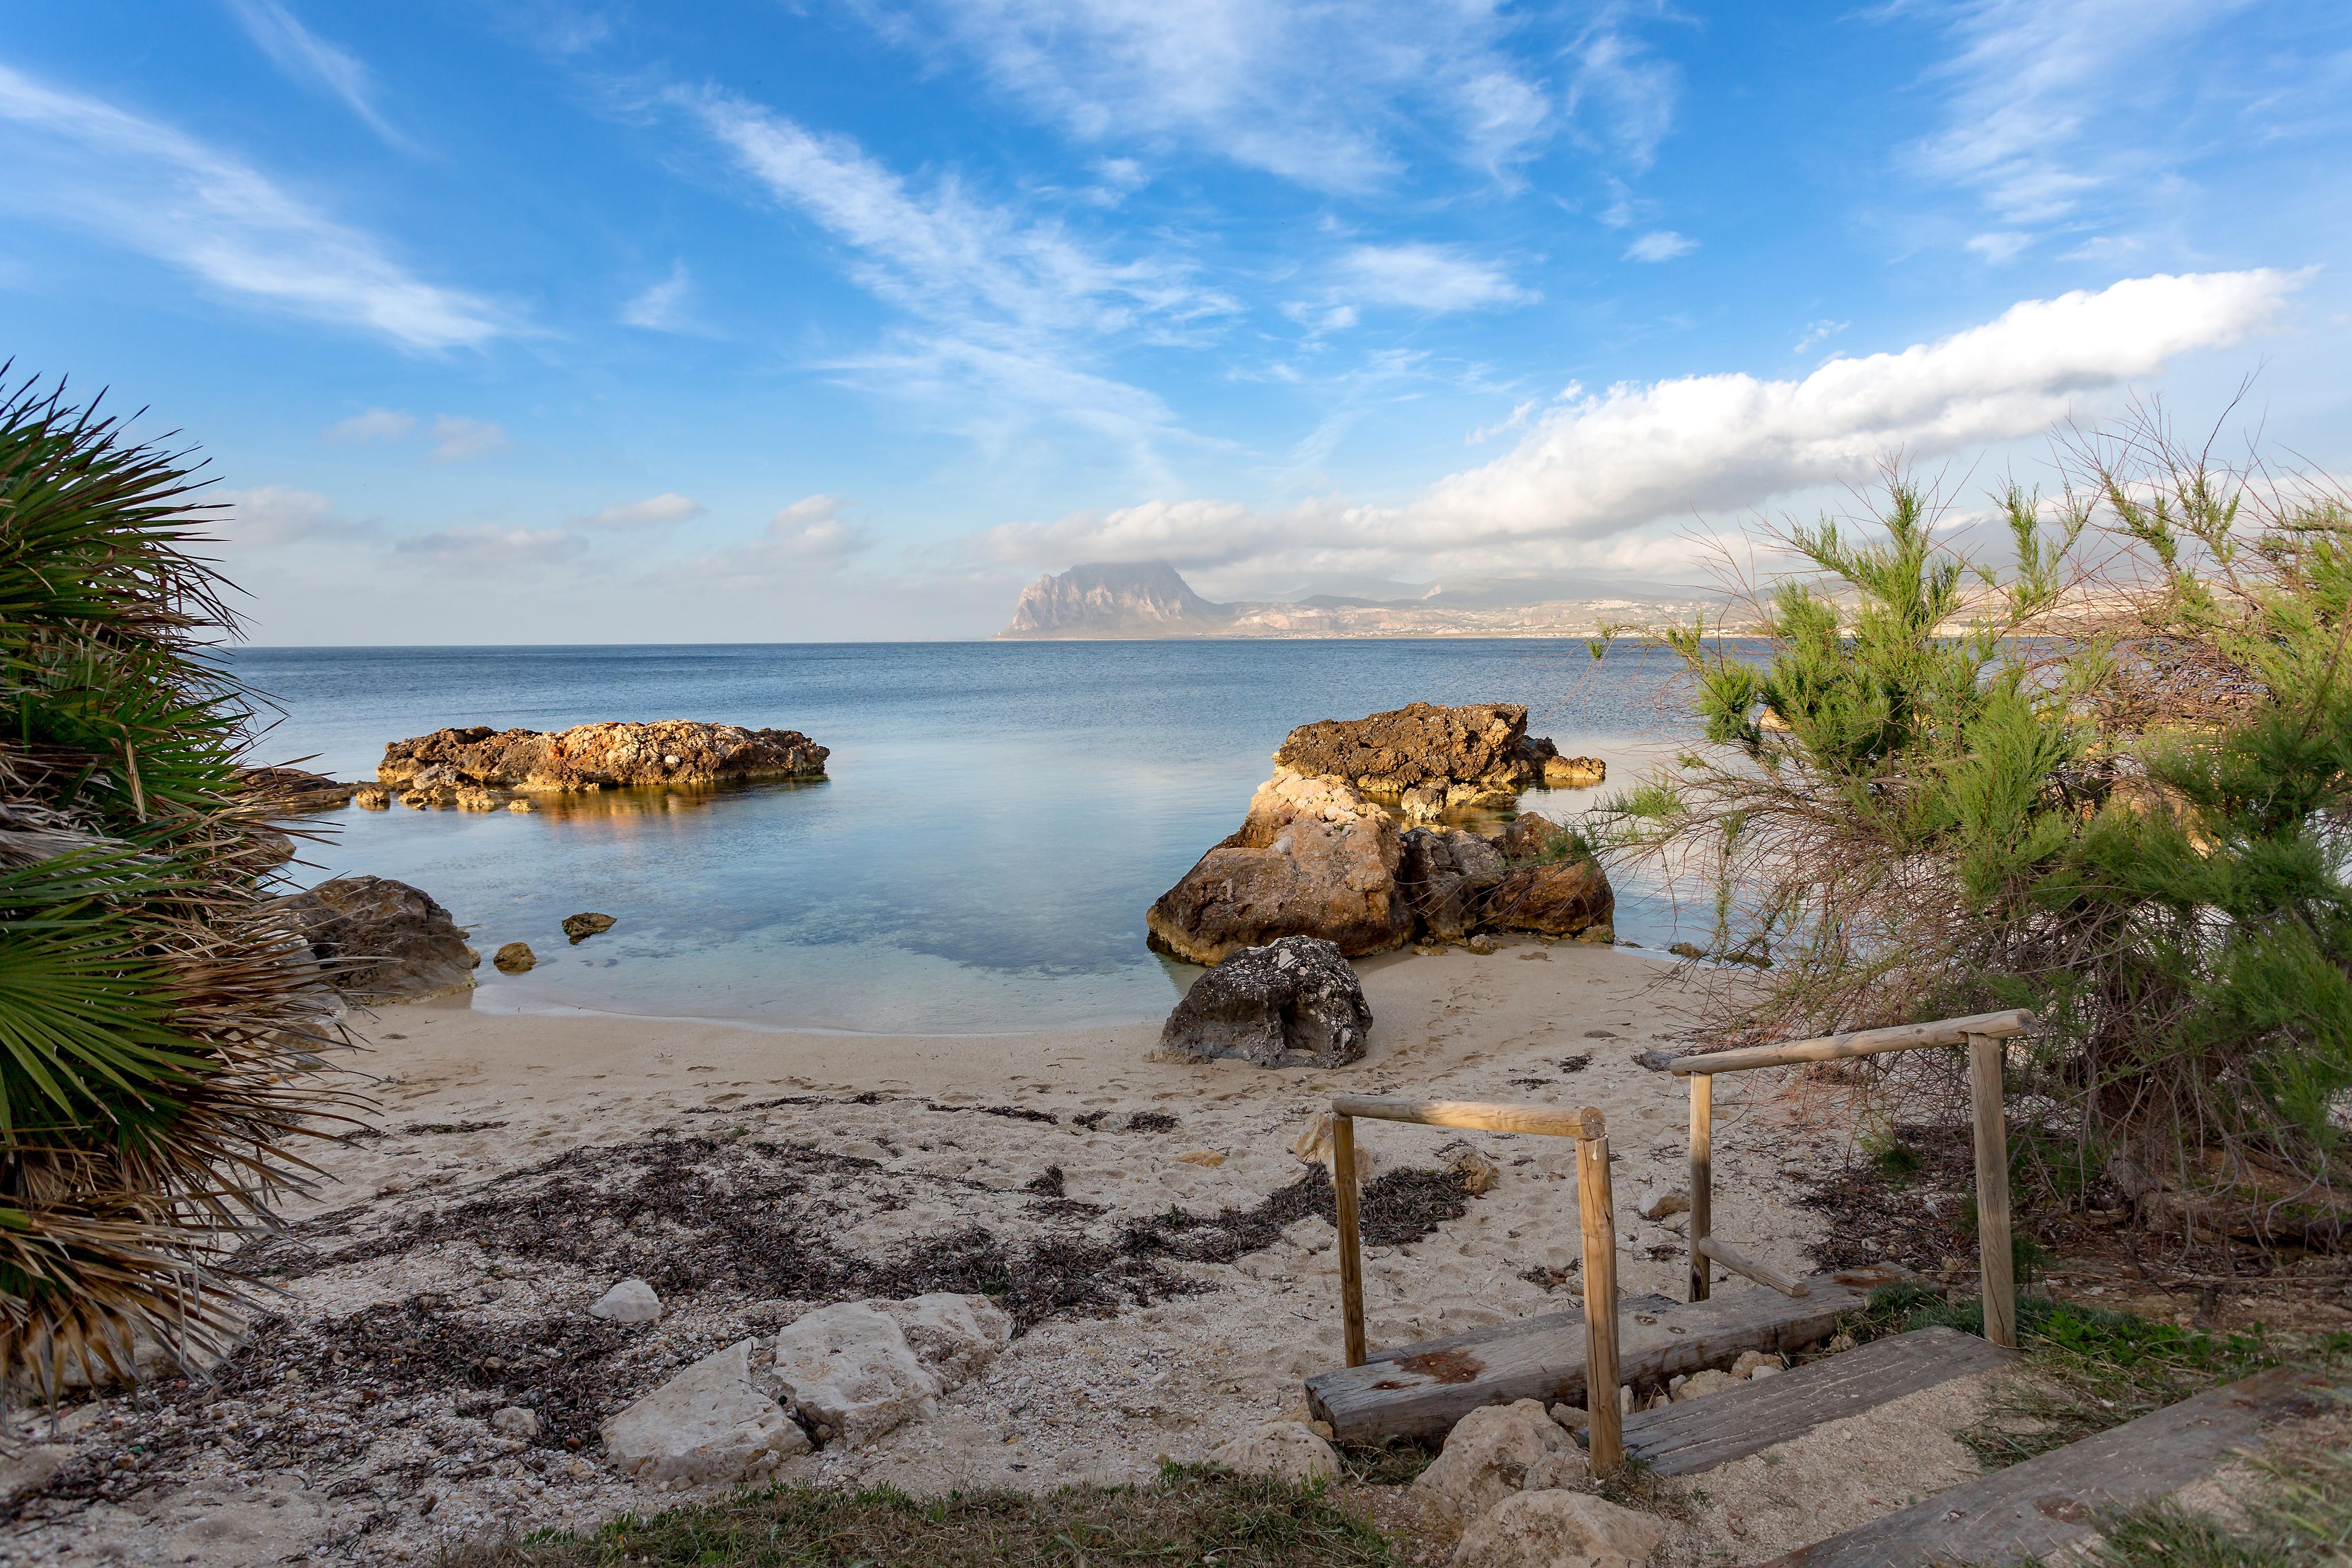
[764,495,871,561]
[215,485,366,547]
[578,493,706,529]
[980,269,2301,576]
[427,416,508,463]
[393,523,581,566]
[324,407,415,443]
[1336,244,1533,311]
[0,61,506,350]
[1624,230,1696,262]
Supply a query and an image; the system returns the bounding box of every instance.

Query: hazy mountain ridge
[997,562,1710,640]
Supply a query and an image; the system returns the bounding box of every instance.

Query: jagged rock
[490,1406,541,1439]
[563,912,616,943]
[1000,562,1232,638]
[377,721,827,793]
[1451,1488,1664,1567]
[1399,829,1506,942]
[506,797,535,813]
[1147,771,1413,965]
[1494,812,1572,861]
[590,1279,662,1324]
[1274,703,1541,796]
[599,1339,810,1485]
[1731,1350,1783,1379]
[1208,1422,1340,1483]
[1641,1189,1690,1221]
[454,786,499,812]
[876,1292,1012,1390]
[1487,857,1615,940]
[493,942,536,974]
[1157,935,1372,1068]
[1402,784,1448,822]
[237,766,353,813]
[1442,1143,1502,1194]
[1409,1398,1576,1528]
[277,876,474,1002]
[1673,1369,1739,1401]
[1541,755,1607,787]
[773,1294,1008,1447]
[353,786,390,810]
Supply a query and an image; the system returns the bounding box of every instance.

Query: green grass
[2082,1418,2352,1566]
[1839,1282,2352,1468]
[440,1465,1399,1568]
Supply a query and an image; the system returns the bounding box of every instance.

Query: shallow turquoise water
[231,641,1696,1032]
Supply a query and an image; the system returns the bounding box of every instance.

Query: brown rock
[377,720,827,793]
[1487,857,1615,939]
[1274,702,1537,796]
[353,785,391,810]
[1494,812,1571,861]
[236,766,354,814]
[1157,934,1372,1068]
[563,912,616,943]
[277,876,474,1002]
[1409,1399,1575,1528]
[1541,754,1607,787]
[1451,1488,1662,1567]
[1146,771,1413,965]
[494,941,536,974]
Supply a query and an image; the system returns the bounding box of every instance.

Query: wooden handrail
[1666,1009,2036,1077]
[1329,1094,1606,1140]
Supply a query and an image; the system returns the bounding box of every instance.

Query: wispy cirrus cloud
[1565,8,1682,173]
[394,522,581,566]
[0,61,505,350]
[578,493,705,529]
[621,260,703,332]
[1335,244,1534,311]
[1623,230,1696,262]
[226,0,409,148]
[427,416,508,463]
[324,407,416,443]
[980,269,2301,578]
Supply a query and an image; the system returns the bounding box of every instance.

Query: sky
[3,1,2349,643]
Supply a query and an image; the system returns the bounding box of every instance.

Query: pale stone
[875,1292,1012,1390]
[1639,1188,1690,1221]
[1731,1350,1782,1379]
[599,1339,810,1485]
[490,1406,541,1439]
[773,1302,942,1446]
[589,1279,662,1325]
[1176,1149,1227,1167]
[1673,1368,1739,1401]
[1206,1421,1340,1484]
[1749,1362,1782,1380]
[1410,1398,1573,1528]
[1441,1143,1500,1194]
[1452,1488,1665,1567]
[1524,1449,1589,1489]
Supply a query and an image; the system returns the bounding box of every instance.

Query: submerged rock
[493,941,536,974]
[236,766,353,814]
[1147,770,1413,965]
[1274,702,1543,797]
[377,720,827,793]
[1158,935,1373,1068]
[277,876,474,1002]
[563,911,616,943]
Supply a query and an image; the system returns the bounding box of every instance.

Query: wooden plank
[1578,1132,1623,1474]
[1333,1113,1366,1368]
[1330,1094,1604,1140]
[1696,1236,1810,1297]
[1766,1365,2343,1568]
[1352,1295,1678,1366]
[1968,1031,2016,1350]
[1688,1072,1712,1302]
[1623,1327,2015,1476]
[1668,1009,2036,1077]
[1305,1265,1915,1443]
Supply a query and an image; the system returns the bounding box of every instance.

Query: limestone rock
[1673,1368,1739,1401]
[353,786,391,810]
[1640,1189,1690,1221]
[1410,1397,1574,1528]
[1157,934,1373,1068]
[377,720,827,793]
[1487,857,1615,940]
[1293,1111,1371,1183]
[563,912,616,943]
[875,1293,1012,1390]
[507,797,536,813]
[276,876,474,1002]
[1442,1143,1502,1195]
[1147,771,1414,965]
[1208,1422,1340,1484]
[1176,1148,1227,1167]
[453,786,499,811]
[237,766,353,814]
[493,942,536,975]
[590,1279,662,1324]
[490,1406,541,1439]
[1731,1350,1782,1379]
[1274,702,1540,796]
[1451,1488,1664,1567]
[1541,755,1607,788]
[1494,812,1570,862]
[1402,784,1448,822]
[1524,1449,1589,1489]
[599,1339,810,1485]
[775,1298,1012,1446]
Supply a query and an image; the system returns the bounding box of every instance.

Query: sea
[229,640,1703,1034]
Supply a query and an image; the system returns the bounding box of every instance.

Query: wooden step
[1622,1326,2016,1476]
[1766,1364,2343,1567]
[1305,1263,1913,1443]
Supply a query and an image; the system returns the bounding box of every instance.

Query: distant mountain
[1000,562,1235,638]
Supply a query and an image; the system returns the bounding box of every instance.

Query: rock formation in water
[1158,935,1372,1068]
[278,876,475,1001]
[377,721,827,794]
[998,562,1235,638]
[237,766,354,814]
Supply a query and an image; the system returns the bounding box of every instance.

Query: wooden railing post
[1688,1072,1712,1303]
[1333,1113,1367,1368]
[1967,1032,2016,1350]
[1577,1123,1623,1476]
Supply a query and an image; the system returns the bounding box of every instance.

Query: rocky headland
[376,720,828,803]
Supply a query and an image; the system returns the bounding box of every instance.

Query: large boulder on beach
[1452,1489,1661,1568]
[772,1294,1009,1446]
[277,876,474,1001]
[1273,702,1546,798]
[1400,828,1509,942]
[1410,1399,1583,1528]
[1147,769,1414,965]
[1158,935,1372,1068]
[1487,857,1615,940]
[1208,1422,1341,1483]
[599,1338,811,1485]
[376,720,827,793]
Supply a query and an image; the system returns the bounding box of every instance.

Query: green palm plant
[0,369,350,1392]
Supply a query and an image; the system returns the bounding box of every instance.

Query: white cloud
[883,1,1562,192]
[1624,230,1696,262]
[393,523,581,566]
[1337,244,1533,311]
[764,495,871,562]
[226,0,407,148]
[427,416,508,463]
[323,406,416,443]
[579,493,706,529]
[1565,13,1681,172]
[0,61,506,350]
[1793,320,1849,354]
[621,261,700,332]
[1967,230,2031,264]
[215,485,366,547]
[980,269,2301,575]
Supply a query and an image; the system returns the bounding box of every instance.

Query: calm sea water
[229,641,1699,1033]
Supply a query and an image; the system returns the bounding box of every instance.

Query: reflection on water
[237,641,1697,1032]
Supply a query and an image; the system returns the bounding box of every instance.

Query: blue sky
[3,1,2348,642]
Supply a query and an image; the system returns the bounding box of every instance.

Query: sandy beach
[0,935,1947,1567]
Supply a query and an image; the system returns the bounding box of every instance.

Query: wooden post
[1577,1127,1623,1476]
[1333,1113,1367,1368]
[1967,1032,2016,1350]
[1688,1072,1713,1303]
